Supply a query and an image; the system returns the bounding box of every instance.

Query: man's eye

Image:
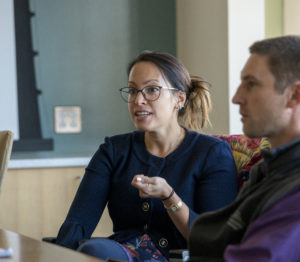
[245,81,256,89]
[146,86,160,93]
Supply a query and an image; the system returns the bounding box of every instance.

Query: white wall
[0,0,19,139]
[228,0,265,134]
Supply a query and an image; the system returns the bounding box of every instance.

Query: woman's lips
[135,111,152,116]
[134,111,152,120]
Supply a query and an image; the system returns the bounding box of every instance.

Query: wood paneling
[0,167,113,240]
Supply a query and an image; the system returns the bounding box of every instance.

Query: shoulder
[104,131,135,144]
[258,187,300,223]
[91,131,142,161]
[242,186,300,242]
[185,131,233,159]
[182,130,235,169]
[100,131,141,148]
[186,130,230,149]
[225,188,300,261]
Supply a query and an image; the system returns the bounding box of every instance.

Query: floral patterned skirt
[121,234,168,262]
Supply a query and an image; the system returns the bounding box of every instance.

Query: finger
[131,174,144,186]
[141,176,155,185]
[134,181,150,192]
[139,190,151,198]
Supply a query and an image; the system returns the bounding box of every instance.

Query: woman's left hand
[131,174,173,199]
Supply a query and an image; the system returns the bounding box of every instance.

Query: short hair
[250,35,300,93]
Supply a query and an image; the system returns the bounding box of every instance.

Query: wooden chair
[0,131,14,195]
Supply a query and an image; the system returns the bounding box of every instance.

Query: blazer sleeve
[189,141,238,227]
[56,137,114,249]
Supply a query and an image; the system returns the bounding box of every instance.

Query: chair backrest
[0,131,14,193]
[214,135,271,189]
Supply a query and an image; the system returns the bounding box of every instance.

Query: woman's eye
[146,86,159,93]
[128,88,137,94]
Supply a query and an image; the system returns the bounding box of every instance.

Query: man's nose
[232,86,242,105]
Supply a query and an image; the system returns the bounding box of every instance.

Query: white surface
[8,157,90,169]
[0,248,13,258]
[0,0,19,139]
[228,0,265,134]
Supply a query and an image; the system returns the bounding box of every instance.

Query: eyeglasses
[119,85,177,103]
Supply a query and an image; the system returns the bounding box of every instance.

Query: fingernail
[137,177,142,182]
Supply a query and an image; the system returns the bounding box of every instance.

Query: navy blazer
[56,130,238,258]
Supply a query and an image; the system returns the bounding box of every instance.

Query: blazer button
[159,238,168,248]
[142,202,150,212]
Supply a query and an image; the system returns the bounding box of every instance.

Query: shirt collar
[261,136,300,164]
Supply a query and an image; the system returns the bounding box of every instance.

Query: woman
[55,51,238,261]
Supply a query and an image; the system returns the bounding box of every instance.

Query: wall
[177,0,265,135]
[5,0,294,158]
[228,0,265,134]
[11,0,176,159]
[0,0,19,139]
[177,0,229,134]
[265,0,283,38]
[284,0,300,34]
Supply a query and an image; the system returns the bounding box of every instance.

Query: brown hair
[250,35,300,93]
[127,51,211,131]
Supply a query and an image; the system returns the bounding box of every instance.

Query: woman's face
[127,62,179,133]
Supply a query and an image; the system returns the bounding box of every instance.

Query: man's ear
[287,82,300,108]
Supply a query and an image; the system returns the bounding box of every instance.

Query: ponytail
[178,76,211,132]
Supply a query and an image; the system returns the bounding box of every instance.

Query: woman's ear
[176,90,186,108]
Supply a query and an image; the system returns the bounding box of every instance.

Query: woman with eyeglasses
[55,51,238,261]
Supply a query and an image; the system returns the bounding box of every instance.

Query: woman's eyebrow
[143,79,159,85]
[128,79,160,85]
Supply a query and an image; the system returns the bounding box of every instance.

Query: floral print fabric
[214,135,271,188]
[122,234,168,262]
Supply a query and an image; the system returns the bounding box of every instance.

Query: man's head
[249,36,300,93]
[232,36,300,147]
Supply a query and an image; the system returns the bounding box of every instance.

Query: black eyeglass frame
[119,85,177,103]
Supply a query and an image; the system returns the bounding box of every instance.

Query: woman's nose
[134,91,146,104]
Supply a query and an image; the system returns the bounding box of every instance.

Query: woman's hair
[127,51,211,131]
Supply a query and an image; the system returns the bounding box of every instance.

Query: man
[188,36,300,261]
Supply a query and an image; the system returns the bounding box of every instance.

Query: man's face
[232,54,291,143]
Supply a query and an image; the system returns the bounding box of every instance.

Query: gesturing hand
[131,174,173,200]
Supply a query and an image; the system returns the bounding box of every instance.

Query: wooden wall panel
[0,167,113,240]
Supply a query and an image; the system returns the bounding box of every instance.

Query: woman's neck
[145,126,185,157]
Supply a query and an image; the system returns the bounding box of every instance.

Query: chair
[214,135,271,189]
[0,131,14,194]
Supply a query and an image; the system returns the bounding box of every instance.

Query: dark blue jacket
[56,130,238,257]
